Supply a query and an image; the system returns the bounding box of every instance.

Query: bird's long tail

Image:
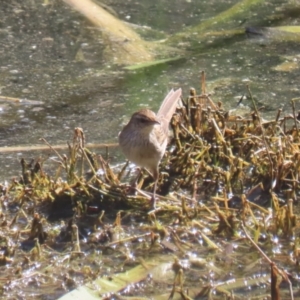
[157,88,182,123]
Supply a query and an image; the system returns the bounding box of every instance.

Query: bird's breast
[119,125,167,170]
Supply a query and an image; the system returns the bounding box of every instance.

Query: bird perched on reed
[119,88,182,208]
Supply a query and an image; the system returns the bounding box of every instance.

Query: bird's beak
[149,117,160,125]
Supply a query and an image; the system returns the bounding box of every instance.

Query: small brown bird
[119,88,182,208]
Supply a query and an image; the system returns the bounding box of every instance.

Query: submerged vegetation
[0,74,299,299]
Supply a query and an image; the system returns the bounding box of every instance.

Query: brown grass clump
[0,73,299,299]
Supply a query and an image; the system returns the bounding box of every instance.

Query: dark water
[0,0,300,182]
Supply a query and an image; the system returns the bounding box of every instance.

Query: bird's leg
[133,168,143,187]
[150,168,159,209]
[151,180,158,209]
[128,168,143,194]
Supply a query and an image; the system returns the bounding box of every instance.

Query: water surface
[0,0,299,181]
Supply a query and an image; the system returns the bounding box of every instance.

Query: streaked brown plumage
[119,88,182,208]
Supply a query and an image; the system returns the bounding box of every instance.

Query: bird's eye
[139,118,147,123]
